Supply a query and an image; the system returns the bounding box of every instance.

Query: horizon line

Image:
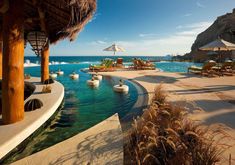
[24,55,175,57]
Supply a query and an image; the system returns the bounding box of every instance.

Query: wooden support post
[0,32,2,79]
[41,41,49,83]
[32,0,49,83]
[2,0,24,124]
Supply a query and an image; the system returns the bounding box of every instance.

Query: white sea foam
[49,61,68,65]
[24,60,69,68]
[158,61,169,63]
[24,63,40,67]
[24,59,102,67]
[79,61,100,64]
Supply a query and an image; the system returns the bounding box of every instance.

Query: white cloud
[96,40,106,44]
[176,22,212,37]
[50,21,213,56]
[113,36,193,56]
[196,2,205,8]
[176,22,212,29]
[139,33,158,38]
[176,31,198,36]
[111,21,213,56]
[175,22,212,30]
[89,40,107,45]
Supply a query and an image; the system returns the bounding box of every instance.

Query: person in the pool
[91,75,95,81]
[119,79,124,87]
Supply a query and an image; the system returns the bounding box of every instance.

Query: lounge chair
[131,59,155,70]
[89,64,106,72]
[138,59,155,70]
[222,60,235,75]
[115,58,124,68]
[188,61,216,77]
[89,59,115,72]
[212,60,233,76]
[132,59,141,70]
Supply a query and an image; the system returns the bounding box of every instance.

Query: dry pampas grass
[126,84,230,165]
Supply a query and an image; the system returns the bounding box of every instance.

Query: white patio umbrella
[199,38,235,51]
[103,44,125,55]
[199,38,235,63]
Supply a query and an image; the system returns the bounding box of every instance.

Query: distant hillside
[192,9,235,51]
[184,9,235,62]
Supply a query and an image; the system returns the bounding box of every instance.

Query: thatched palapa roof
[0,0,97,43]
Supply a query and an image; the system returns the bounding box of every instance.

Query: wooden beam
[27,0,69,33]
[24,17,40,23]
[32,0,50,83]
[41,40,49,83]
[32,0,47,33]
[43,0,70,18]
[0,31,2,78]
[37,6,46,32]
[2,0,24,124]
[37,7,49,83]
[46,10,69,25]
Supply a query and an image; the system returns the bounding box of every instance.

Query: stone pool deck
[12,113,123,165]
[0,78,64,160]
[2,70,235,164]
[98,70,235,164]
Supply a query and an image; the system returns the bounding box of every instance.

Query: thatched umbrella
[0,0,97,43]
[0,0,96,124]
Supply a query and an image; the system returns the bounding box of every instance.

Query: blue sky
[25,0,235,56]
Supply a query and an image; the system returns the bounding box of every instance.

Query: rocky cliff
[191,9,235,51]
[184,9,235,62]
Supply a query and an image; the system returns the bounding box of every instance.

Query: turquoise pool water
[6,60,202,162]
[155,61,202,72]
[6,64,139,162]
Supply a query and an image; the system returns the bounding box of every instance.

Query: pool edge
[0,77,64,160]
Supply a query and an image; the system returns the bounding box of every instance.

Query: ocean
[24,56,163,64]
[24,56,202,73]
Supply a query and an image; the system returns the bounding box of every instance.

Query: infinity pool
[155,61,202,72]
[6,61,202,162]
[6,63,140,162]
